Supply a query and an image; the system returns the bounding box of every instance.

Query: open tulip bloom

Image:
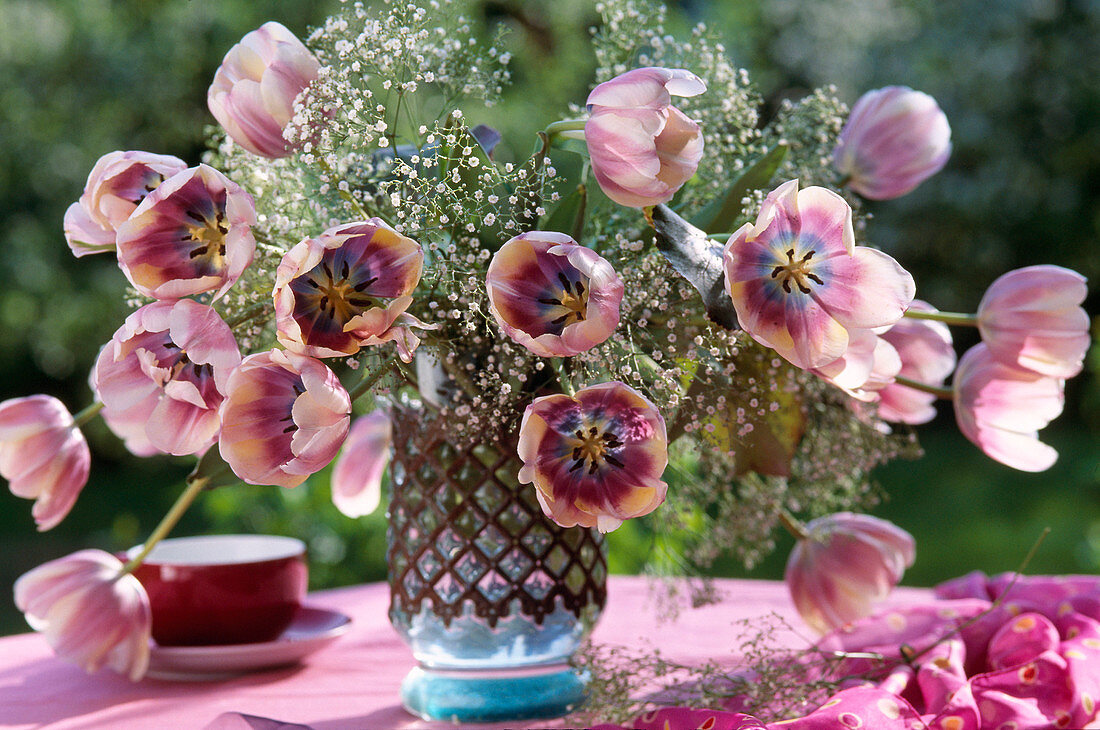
[115,164,256,301]
[274,219,433,361]
[93,299,242,457]
[486,231,624,358]
[518,382,668,533]
[723,179,916,371]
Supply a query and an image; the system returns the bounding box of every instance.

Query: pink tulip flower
[115,164,256,301]
[785,512,915,634]
[953,343,1065,472]
[723,179,915,370]
[486,231,624,358]
[218,349,351,488]
[877,300,956,424]
[833,86,952,200]
[14,549,151,681]
[331,409,391,518]
[274,219,434,361]
[976,265,1090,378]
[92,299,241,457]
[208,21,321,159]
[585,67,706,208]
[0,395,90,531]
[813,330,902,401]
[63,150,187,258]
[518,381,668,533]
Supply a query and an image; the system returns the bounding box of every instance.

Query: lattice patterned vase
[387,410,608,722]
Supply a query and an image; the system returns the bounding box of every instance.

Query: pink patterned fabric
[602,573,1100,730]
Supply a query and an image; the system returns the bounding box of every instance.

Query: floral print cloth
[595,572,1100,729]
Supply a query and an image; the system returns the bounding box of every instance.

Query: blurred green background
[1,0,1097,636]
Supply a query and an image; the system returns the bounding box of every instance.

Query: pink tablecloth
[0,576,930,729]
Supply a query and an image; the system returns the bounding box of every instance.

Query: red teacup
[129,534,308,646]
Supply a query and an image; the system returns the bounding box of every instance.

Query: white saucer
[145,605,351,681]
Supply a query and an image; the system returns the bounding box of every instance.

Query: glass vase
[386,408,607,723]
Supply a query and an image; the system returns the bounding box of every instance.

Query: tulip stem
[120,474,211,575]
[73,402,104,428]
[553,359,577,397]
[903,308,978,327]
[226,302,271,328]
[893,375,954,400]
[349,352,402,402]
[316,156,384,224]
[777,508,810,541]
[707,233,732,243]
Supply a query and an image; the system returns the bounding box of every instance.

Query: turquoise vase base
[400,666,587,723]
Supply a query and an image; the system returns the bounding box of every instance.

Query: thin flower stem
[777,508,810,541]
[708,233,732,242]
[893,375,954,400]
[73,402,104,428]
[121,475,211,575]
[317,156,379,223]
[226,301,270,328]
[903,308,978,327]
[349,352,401,402]
[553,358,577,397]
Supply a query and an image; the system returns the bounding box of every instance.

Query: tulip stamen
[183,210,229,272]
[771,247,823,296]
[542,273,591,329]
[566,422,625,475]
[298,257,381,327]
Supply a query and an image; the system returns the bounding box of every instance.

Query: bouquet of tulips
[1,0,1090,687]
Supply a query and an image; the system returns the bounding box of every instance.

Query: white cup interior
[131,534,305,566]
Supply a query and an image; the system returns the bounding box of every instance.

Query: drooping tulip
[0,395,90,531]
[953,343,1065,472]
[486,231,624,358]
[785,512,915,634]
[218,349,351,488]
[723,179,915,371]
[115,164,256,301]
[585,67,706,208]
[14,549,151,681]
[331,409,391,518]
[833,86,951,200]
[976,265,1090,378]
[274,219,434,361]
[92,299,242,457]
[63,150,187,258]
[208,21,321,158]
[877,301,956,425]
[518,381,668,533]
